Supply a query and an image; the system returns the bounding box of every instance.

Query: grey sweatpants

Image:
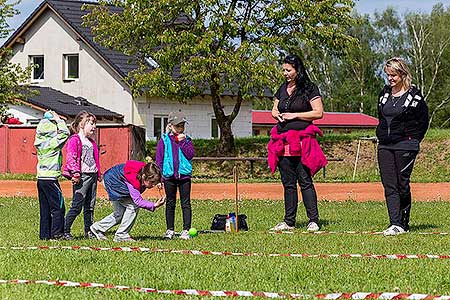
[64,173,98,234]
[92,198,139,240]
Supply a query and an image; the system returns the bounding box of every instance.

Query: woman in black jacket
[376,57,429,236]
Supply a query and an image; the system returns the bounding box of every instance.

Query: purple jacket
[156,133,195,180]
[63,134,101,179]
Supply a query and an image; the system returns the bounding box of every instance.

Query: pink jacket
[63,134,101,179]
[267,125,328,176]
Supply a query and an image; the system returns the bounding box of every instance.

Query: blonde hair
[69,110,97,135]
[384,57,412,90]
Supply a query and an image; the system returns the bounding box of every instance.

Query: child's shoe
[90,225,108,240]
[179,230,191,240]
[163,229,175,239]
[49,234,64,241]
[84,231,96,239]
[306,222,320,232]
[113,236,136,242]
[63,233,74,240]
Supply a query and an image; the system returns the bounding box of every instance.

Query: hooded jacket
[267,124,328,176]
[62,133,101,179]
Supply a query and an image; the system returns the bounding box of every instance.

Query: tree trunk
[218,121,235,155]
[209,76,242,156]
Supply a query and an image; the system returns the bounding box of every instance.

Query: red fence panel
[0,124,146,175]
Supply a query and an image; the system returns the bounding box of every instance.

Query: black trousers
[37,179,65,240]
[378,148,418,230]
[164,178,192,231]
[278,156,319,226]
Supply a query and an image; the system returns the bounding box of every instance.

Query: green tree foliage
[323,13,383,116]
[0,0,31,114]
[305,4,450,127]
[405,4,450,127]
[84,0,357,154]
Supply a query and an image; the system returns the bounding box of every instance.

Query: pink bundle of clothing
[267,124,328,176]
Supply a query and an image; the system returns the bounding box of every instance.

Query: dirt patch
[2,180,450,202]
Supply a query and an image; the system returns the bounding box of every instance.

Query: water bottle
[225,216,231,233]
[229,212,237,232]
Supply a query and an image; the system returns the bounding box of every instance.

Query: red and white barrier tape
[269,230,450,235]
[1,278,450,299]
[1,245,450,260]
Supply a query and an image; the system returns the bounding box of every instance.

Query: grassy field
[1,196,450,299]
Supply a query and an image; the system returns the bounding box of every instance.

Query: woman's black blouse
[275,82,321,132]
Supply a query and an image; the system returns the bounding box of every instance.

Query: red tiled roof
[252,110,379,127]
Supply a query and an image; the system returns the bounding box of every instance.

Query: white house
[4,0,253,140]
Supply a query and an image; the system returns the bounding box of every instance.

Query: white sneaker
[306,222,320,232]
[383,225,406,236]
[163,229,175,239]
[179,230,191,240]
[113,236,136,242]
[269,222,295,231]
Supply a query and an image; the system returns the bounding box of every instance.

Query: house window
[211,118,219,138]
[154,116,168,138]
[64,54,79,80]
[30,55,44,81]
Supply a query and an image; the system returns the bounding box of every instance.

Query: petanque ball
[188,228,198,237]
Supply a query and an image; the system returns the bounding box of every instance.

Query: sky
[2,0,450,44]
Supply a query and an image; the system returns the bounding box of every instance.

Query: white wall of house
[137,96,253,140]
[8,7,253,140]
[9,9,133,123]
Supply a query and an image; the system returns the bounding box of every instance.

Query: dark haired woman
[376,57,428,236]
[268,54,327,232]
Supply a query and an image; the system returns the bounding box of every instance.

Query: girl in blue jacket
[156,111,195,240]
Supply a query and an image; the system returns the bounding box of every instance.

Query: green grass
[1,197,450,299]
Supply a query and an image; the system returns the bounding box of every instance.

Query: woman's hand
[272,99,284,122]
[281,112,299,121]
[275,114,284,122]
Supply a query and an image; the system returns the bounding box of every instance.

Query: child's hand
[156,182,163,190]
[177,133,186,142]
[154,196,166,208]
[51,111,61,121]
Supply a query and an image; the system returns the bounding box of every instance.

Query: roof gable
[4,0,142,80]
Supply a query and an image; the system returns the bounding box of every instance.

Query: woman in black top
[269,54,324,232]
[376,57,429,236]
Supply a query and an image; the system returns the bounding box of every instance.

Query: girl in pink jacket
[63,111,101,240]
